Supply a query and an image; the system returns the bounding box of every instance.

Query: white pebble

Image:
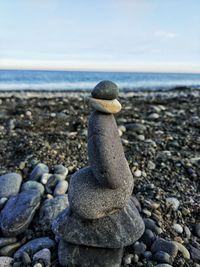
[0,256,13,266]
[41,173,52,185]
[172,223,183,234]
[33,264,43,267]
[133,169,142,177]
[166,197,180,211]
[25,110,32,116]
[54,180,68,196]
[174,241,190,259]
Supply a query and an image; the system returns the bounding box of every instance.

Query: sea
[0,69,200,91]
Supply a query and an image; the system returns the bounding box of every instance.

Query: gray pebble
[29,163,49,181]
[123,254,133,265]
[133,242,146,255]
[172,223,183,234]
[195,223,200,238]
[33,248,51,266]
[190,245,200,261]
[54,164,68,178]
[0,173,22,198]
[151,238,178,258]
[21,181,44,196]
[143,218,162,235]
[0,242,21,256]
[91,80,119,100]
[22,251,31,265]
[0,238,17,248]
[153,251,172,264]
[54,180,68,196]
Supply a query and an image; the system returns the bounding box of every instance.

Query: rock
[14,237,55,258]
[174,242,190,259]
[166,197,180,211]
[33,248,51,266]
[153,251,172,264]
[0,173,22,198]
[54,180,68,196]
[0,256,13,266]
[54,164,68,178]
[29,163,49,181]
[45,174,65,194]
[123,254,133,264]
[190,245,200,261]
[89,98,122,114]
[40,173,52,185]
[125,123,146,133]
[195,223,200,238]
[0,238,17,248]
[21,251,31,265]
[0,198,8,209]
[133,169,142,177]
[151,238,178,258]
[172,223,183,234]
[52,196,145,248]
[38,195,69,231]
[148,113,160,119]
[133,242,146,255]
[88,111,133,189]
[0,190,41,236]
[154,264,172,267]
[58,240,123,267]
[21,181,44,196]
[141,229,156,247]
[0,242,21,256]
[91,80,119,100]
[143,218,162,235]
[68,167,133,219]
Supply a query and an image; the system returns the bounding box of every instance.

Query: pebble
[89,97,122,114]
[22,251,31,265]
[54,164,68,178]
[0,242,21,256]
[151,238,178,258]
[40,173,52,185]
[29,163,49,181]
[125,123,146,133]
[38,195,69,230]
[190,245,200,261]
[14,237,55,258]
[153,251,172,264]
[148,113,160,119]
[91,80,119,100]
[133,169,142,177]
[0,198,8,209]
[54,180,68,196]
[141,229,156,247]
[33,264,43,267]
[21,181,44,196]
[143,218,162,235]
[0,173,22,198]
[0,238,17,248]
[133,242,147,255]
[123,254,133,265]
[143,251,152,259]
[45,174,65,194]
[33,248,51,266]
[166,197,180,211]
[0,256,13,266]
[172,224,183,234]
[174,241,190,259]
[148,161,156,170]
[195,223,200,238]
[154,264,172,267]
[0,190,41,236]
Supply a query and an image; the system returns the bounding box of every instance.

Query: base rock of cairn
[52,80,145,266]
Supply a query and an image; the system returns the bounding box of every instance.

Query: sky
[0,0,200,73]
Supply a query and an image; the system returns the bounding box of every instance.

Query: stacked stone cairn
[52,80,145,267]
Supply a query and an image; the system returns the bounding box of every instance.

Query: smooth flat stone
[21,181,44,196]
[0,190,41,236]
[68,167,133,219]
[91,80,119,100]
[58,240,123,267]
[38,195,69,231]
[52,196,145,248]
[88,111,134,189]
[14,237,55,258]
[89,98,121,114]
[29,163,49,181]
[0,173,22,198]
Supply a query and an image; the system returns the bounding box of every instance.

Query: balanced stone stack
[52,80,145,267]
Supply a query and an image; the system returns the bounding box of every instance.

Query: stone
[21,251,31,265]
[141,229,156,247]
[123,254,133,265]
[0,198,8,209]
[195,223,200,238]
[91,80,119,100]
[38,195,69,231]
[68,167,133,219]
[21,181,44,196]
[0,190,41,236]
[29,163,49,181]
[143,218,162,235]
[45,174,65,194]
[148,113,160,119]
[174,242,190,259]
[0,238,17,248]
[89,98,122,114]
[151,238,178,258]
[189,245,200,261]
[33,248,51,266]
[172,223,183,234]
[133,242,146,255]
[154,265,172,267]
[0,256,13,266]
[40,173,52,185]
[88,111,133,189]
[153,251,172,264]
[165,197,180,211]
[54,164,68,178]
[58,240,123,267]
[0,173,22,198]
[125,123,146,133]
[52,196,145,248]
[14,237,55,258]
[0,242,21,256]
[54,180,68,196]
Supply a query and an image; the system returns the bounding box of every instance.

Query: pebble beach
[0,88,200,267]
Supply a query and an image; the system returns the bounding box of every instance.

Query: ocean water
[0,69,200,91]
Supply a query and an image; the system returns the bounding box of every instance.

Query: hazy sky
[0,0,200,72]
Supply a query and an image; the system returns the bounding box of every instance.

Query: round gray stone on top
[88,111,134,189]
[68,166,133,219]
[91,80,119,100]
[52,196,145,248]
[0,173,22,198]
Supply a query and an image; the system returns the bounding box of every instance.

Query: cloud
[154,30,178,39]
